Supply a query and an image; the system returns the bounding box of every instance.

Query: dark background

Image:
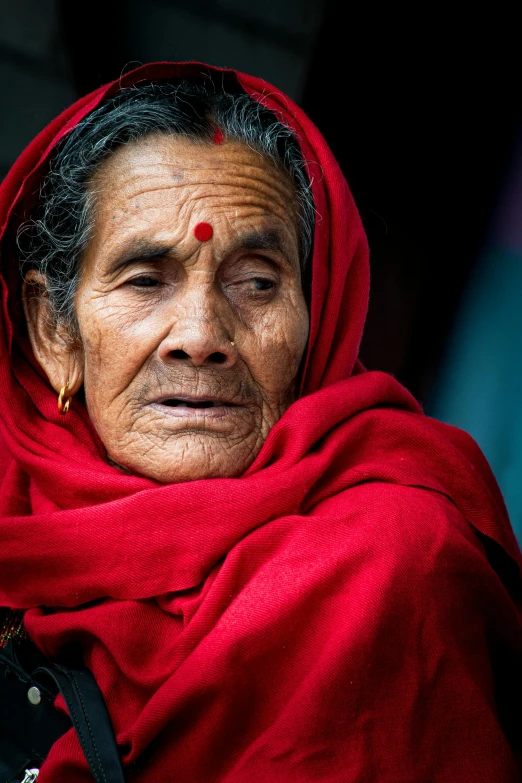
[1,0,520,405]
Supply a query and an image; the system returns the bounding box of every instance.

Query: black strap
[0,641,71,781]
[35,663,125,783]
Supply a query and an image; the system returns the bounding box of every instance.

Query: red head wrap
[0,63,520,781]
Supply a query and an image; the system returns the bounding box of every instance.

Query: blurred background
[1,0,521,541]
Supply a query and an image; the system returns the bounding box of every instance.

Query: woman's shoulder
[236,482,484,601]
[295,481,520,604]
[307,481,474,553]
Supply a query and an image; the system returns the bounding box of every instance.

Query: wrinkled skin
[24,135,309,483]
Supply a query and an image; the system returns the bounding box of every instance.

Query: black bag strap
[35,663,125,783]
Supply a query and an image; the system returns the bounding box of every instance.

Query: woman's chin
[108,430,264,484]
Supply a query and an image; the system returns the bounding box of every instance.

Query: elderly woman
[0,62,520,782]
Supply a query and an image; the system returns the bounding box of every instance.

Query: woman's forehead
[93,133,295,195]
[86,134,300,264]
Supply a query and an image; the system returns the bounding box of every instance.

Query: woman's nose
[157,309,237,370]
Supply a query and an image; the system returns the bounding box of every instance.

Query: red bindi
[194,222,213,242]
[213,128,224,145]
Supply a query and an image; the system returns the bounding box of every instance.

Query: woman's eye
[252,278,274,291]
[227,277,277,298]
[128,276,159,288]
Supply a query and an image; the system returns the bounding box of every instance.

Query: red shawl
[0,63,521,782]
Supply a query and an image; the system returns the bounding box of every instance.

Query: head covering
[0,63,520,782]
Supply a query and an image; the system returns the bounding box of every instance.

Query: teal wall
[429,246,522,543]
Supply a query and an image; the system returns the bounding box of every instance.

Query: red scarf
[0,63,521,782]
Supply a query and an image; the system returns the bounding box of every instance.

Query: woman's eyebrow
[106,240,176,273]
[235,229,288,255]
[105,229,294,274]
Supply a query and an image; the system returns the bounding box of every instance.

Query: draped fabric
[0,63,521,782]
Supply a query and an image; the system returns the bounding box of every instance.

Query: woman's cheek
[80,327,137,413]
[251,301,308,393]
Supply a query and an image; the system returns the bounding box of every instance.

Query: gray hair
[18,80,315,328]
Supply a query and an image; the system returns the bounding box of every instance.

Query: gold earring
[230,341,235,347]
[57,382,71,415]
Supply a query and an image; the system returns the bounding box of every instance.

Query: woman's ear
[22,270,84,395]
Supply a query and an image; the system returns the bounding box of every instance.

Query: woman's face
[40,135,309,482]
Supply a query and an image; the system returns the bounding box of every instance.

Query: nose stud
[230,341,235,347]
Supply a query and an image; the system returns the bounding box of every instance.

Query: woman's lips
[149,397,242,419]
[162,399,228,409]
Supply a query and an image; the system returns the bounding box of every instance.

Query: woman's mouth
[150,397,241,420]
[162,399,227,408]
